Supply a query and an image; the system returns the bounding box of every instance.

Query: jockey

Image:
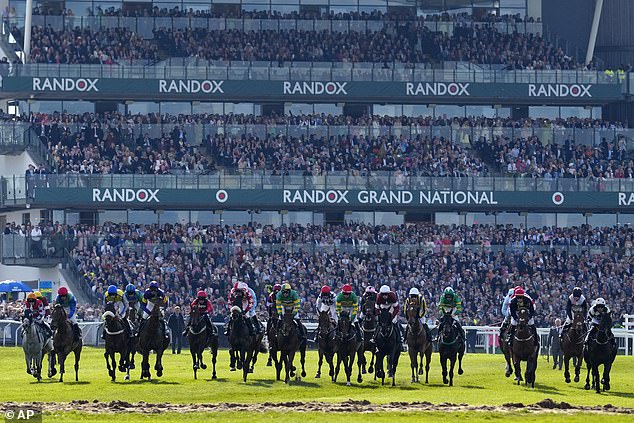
[316,285,337,324]
[375,284,404,350]
[500,287,515,333]
[335,284,362,342]
[585,297,615,347]
[227,281,261,336]
[33,290,53,336]
[141,281,170,341]
[124,283,144,320]
[508,286,538,348]
[183,290,216,337]
[560,287,589,337]
[102,285,131,340]
[359,286,378,320]
[276,283,306,339]
[34,291,50,317]
[437,287,465,341]
[55,287,82,341]
[404,287,432,341]
[266,283,282,319]
[24,292,52,339]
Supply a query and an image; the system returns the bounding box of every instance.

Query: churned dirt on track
[2,399,634,415]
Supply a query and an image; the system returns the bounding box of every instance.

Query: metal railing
[5,63,623,85]
[13,15,544,38]
[1,122,631,150]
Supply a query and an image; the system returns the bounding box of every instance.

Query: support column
[23,0,33,63]
[585,0,604,66]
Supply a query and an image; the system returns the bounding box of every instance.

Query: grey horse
[21,309,56,381]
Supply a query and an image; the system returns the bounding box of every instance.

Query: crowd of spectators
[15,21,571,68]
[58,221,633,326]
[476,134,634,178]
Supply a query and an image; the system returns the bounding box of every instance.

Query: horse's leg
[316,349,323,378]
[359,349,366,374]
[274,350,282,381]
[155,349,164,378]
[211,343,218,379]
[243,349,252,383]
[356,348,363,384]
[104,351,113,381]
[504,349,512,378]
[409,349,417,383]
[424,348,431,384]
[344,354,352,386]
[584,360,592,390]
[602,361,612,391]
[440,353,448,385]
[282,351,290,384]
[593,364,601,394]
[574,353,582,383]
[58,352,66,383]
[74,347,81,382]
[300,343,307,378]
[25,353,31,375]
[35,350,43,382]
[334,352,342,383]
[448,355,456,387]
[191,346,198,379]
[563,353,571,383]
[110,351,117,382]
[369,350,375,374]
[141,352,150,380]
[457,344,464,375]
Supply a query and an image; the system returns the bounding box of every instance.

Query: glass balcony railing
[8,15,544,39]
[4,63,623,85]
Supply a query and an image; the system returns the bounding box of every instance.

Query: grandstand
[1,0,634,335]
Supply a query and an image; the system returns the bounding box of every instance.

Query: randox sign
[26,187,634,212]
[2,77,623,104]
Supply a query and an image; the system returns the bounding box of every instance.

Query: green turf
[1,347,633,408]
[45,411,632,423]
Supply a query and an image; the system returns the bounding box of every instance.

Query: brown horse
[187,307,218,380]
[315,310,337,380]
[126,308,140,370]
[50,304,82,382]
[334,311,362,386]
[499,322,513,377]
[561,312,585,384]
[102,302,130,382]
[511,309,538,388]
[357,301,377,375]
[138,305,169,380]
[405,306,432,384]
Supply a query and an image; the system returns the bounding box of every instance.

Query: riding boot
[532,326,540,348]
[354,321,363,343]
[182,321,190,337]
[73,323,82,342]
[295,319,306,340]
[205,317,216,336]
[162,320,170,341]
[223,321,230,336]
[508,325,516,348]
[251,316,262,335]
[101,327,106,340]
[395,323,405,352]
[434,322,443,342]
[560,323,570,339]
[584,326,595,344]
[424,323,432,342]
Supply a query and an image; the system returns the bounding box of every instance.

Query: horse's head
[50,303,66,329]
[378,308,392,327]
[189,306,201,323]
[598,312,613,331]
[232,291,244,308]
[517,308,529,328]
[572,312,585,328]
[406,305,419,324]
[103,301,116,315]
[22,309,33,327]
[318,311,333,331]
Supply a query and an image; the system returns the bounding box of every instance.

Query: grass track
[1,346,633,422]
[47,411,634,423]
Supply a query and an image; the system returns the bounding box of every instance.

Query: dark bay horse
[315,310,337,380]
[584,313,617,393]
[334,311,362,385]
[405,306,432,384]
[50,304,82,382]
[511,309,538,388]
[266,313,282,380]
[126,308,140,370]
[138,305,169,380]
[228,305,254,383]
[102,302,130,382]
[277,307,307,384]
[231,292,265,374]
[187,307,218,380]
[358,302,377,375]
[499,323,513,378]
[374,309,400,386]
[561,312,585,384]
[438,313,465,387]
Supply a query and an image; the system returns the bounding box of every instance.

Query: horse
[510,308,538,388]
[374,309,401,386]
[405,306,432,384]
[561,312,585,384]
[277,307,307,384]
[230,292,265,374]
[334,310,362,386]
[438,313,465,387]
[584,313,617,393]
[138,305,169,380]
[358,303,377,375]
[187,306,218,380]
[315,310,337,380]
[102,302,130,382]
[266,313,282,380]
[499,321,513,378]
[21,309,55,381]
[228,305,255,383]
[50,304,82,382]
[126,308,140,370]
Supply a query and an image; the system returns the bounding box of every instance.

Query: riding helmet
[107,285,118,295]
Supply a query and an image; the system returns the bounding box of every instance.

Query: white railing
[2,320,633,355]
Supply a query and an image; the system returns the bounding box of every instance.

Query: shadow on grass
[205,377,229,383]
[62,381,91,385]
[248,379,276,387]
[460,385,486,389]
[531,383,561,395]
[128,380,180,385]
[606,391,634,399]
